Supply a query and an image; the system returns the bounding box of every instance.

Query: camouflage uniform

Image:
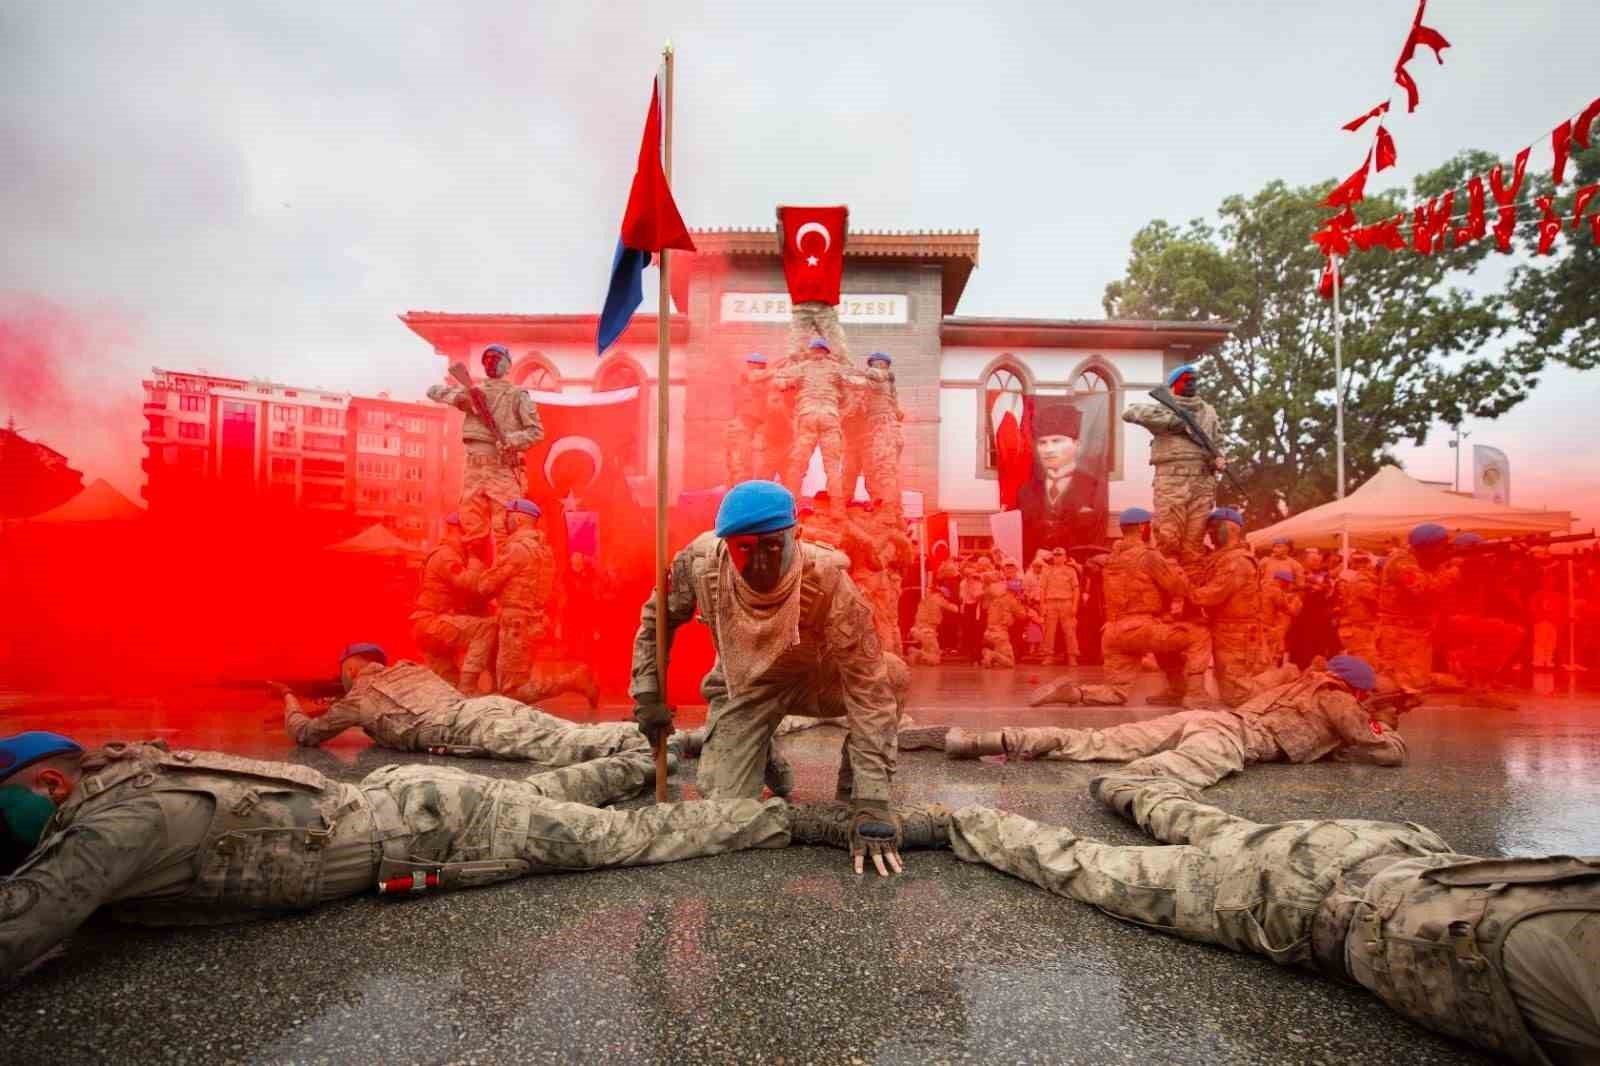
[0,740,789,979]
[725,364,774,484]
[1121,396,1222,565]
[1188,542,1265,707]
[427,376,543,549]
[285,660,631,766]
[480,526,556,693]
[839,377,869,502]
[1335,568,1381,662]
[909,588,959,665]
[859,367,903,509]
[1260,576,1301,665]
[631,533,899,805]
[980,591,1032,669]
[786,301,851,361]
[409,541,495,690]
[1039,560,1081,665]
[951,773,1600,1066]
[994,670,1407,786]
[1437,557,1524,687]
[1082,534,1208,707]
[775,350,848,501]
[1376,548,1461,691]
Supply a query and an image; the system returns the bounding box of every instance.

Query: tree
[1505,142,1600,376]
[1102,150,1579,524]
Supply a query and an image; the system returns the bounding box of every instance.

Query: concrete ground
[3,664,1598,1065]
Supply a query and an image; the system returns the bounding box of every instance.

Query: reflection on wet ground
[2,665,1595,1063]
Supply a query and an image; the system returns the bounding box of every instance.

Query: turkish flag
[778,205,848,305]
[990,390,1032,509]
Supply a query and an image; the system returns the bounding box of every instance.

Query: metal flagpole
[1332,256,1349,573]
[651,42,675,802]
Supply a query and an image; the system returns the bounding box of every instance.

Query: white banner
[1473,444,1510,505]
[988,509,1023,565]
[720,292,908,324]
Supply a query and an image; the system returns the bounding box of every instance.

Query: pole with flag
[598,46,696,801]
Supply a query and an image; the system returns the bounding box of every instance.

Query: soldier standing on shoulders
[1121,364,1227,567]
[776,339,849,505]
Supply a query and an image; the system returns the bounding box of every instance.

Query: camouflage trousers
[981,625,1017,668]
[1152,465,1215,566]
[787,407,844,500]
[1375,617,1433,691]
[855,570,903,658]
[460,446,526,549]
[1338,621,1378,664]
[361,758,789,885]
[840,416,868,500]
[1002,709,1264,790]
[949,774,1452,968]
[495,607,548,693]
[863,416,902,507]
[907,624,943,665]
[1266,620,1292,664]
[1084,615,1211,705]
[411,611,496,689]
[1439,614,1523,684]
[1041,599,1079,664]
[425,695,646,767]
[723,415,767,485]
[697,652,909,802]
[1212,621,1266,708]
[787,301,851,361]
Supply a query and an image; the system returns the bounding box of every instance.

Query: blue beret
[1119,507,1154,526]
[746,352,768,366]
[444,512,461,526]
[1409,523,1449,548]
[483,344,510,359]
[1453,532,1483,547]
[1326,654,1378,693]
[1274,572,1295,584]
[0,732,83,784]
[1272,536,1292,546]
[1006,579,1024,592]
[807,338,831,352]
[715,480,797,537]
[507,499,542,519]
[866,352,892,367]
[340,642,387,667]
[1208,507,1244,526]
[1166,363,1198,387]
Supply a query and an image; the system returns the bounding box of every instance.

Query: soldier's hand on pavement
[849,808,904,877]
[633,699,675,747]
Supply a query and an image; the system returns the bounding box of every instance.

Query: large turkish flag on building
[778,205,848,305]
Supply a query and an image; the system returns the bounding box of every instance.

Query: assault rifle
[1453,529,1595,556]
[214,678,345,698]
[1146,386,1248,497]
[447,362,516,465]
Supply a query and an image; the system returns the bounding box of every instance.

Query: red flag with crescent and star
[777,204,848,305]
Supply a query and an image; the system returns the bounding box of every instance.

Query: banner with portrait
[1010,394,1113,565]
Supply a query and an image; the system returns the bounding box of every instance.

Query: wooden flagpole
[652,42,675,802]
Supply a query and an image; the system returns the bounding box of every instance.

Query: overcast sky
[1,1,1594,521]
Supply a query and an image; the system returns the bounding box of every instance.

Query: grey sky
[1,1,1593,518]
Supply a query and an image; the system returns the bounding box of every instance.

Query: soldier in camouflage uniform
[725,353,774,485]
[631,480,909,876]
[949,771,1599,1065]
[282,644,611,766]
[1038,547,1081,666]
[775,339,848,503]
[1121,364,1228,566]
[857,353,903,513]
[1188,508,1265,707]
[942,656,1407,787]
[427,344,544,551]
[1335,550,1381,662]
[1376,523,1462,692]
[980,579,1037,669]
[1261,571,1300,667]
[409,512,496,693]
[478,499,593,703]
[908,583,960,665]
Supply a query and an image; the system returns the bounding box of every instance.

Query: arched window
[594,355,647,474]
[595,357,641,393]
[511,353,559,392]
[1071,363,1117,474]
[982,362,1029,471]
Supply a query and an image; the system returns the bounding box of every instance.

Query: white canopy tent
[1246,465,1571,551]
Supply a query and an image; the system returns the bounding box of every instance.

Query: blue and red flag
[598,78,696,354]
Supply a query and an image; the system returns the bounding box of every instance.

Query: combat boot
[1028,678,1082,707]
[944,728,1006,759]
[667,725,707,759]
[766,747,796,798]
[897,725,949,751]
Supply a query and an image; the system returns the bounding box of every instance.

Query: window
[401,416,424,433]
[284,390,298,398]
[145,415,166,436]
[357,458,398,480]
[272,406,300,424]
[982,363,1028,470]
[404,465,423,481]
[357,433,399,454]
[179,422,205,441]
[303,482,344,505]
[303,458,345,478]
[270,457,296,478]
[1071,364,1117,474]
[403,441,425,458]
[272,430,295,448]
[511,354,559,391]
[402,488,423,505]
[359,486,394,506]
[145,389,169,407]
[361,409,388,428]
[179,394,203,413]
[304,432,343,452]
[595,357,646,474]
[304,407,338,427]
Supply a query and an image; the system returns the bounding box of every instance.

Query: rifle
[213,678,346,698]
[1454,529,1596,556]
[1146,386,1248,497]
[447,362,515,465]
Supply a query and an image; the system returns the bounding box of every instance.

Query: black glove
[633,698,674,747]
[849,806,904,877]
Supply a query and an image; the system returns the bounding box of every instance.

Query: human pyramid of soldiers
[0,323,1594,1066]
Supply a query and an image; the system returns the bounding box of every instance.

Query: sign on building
[720,293,908,324]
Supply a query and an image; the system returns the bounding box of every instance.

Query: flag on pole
[598,78,696,354]
[777,205,848,305]
[1473,444,1510,505]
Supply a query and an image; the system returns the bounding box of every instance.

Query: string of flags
[1312,0,1600,296]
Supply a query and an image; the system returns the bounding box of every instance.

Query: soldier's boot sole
[897,726,949,751]
[945,728,1006,759]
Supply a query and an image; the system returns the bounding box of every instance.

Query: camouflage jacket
[1190,544,1261,626]
[412,543,487,617]
[285,660,465,749]
[1234,671,1407,765]
[1336,570,1380,626]
[1102,535,1187,621]
[1122,395,1221,467]
[480,528,554,613]
[775,353,847,415]
[1379,548,1460,625]
[427,377,544,451]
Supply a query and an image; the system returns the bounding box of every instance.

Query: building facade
[140,368,461,541]
[400,228,1230,546]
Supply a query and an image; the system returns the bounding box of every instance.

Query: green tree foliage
[1103,146,1597,524]
[1506,143,1600,375]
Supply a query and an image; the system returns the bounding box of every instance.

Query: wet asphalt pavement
[3,664,1598,1065]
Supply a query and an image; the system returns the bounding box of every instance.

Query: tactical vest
[413,545,471,616]
[362,661,467,748]
[1101,540,1166,620]
[54,741,367,925]
[1234,673,1346,763]
[493,530,554,612]
[1345,854,1600,1066]
[460,378,534,447]
[862,369,899,424]
[1146,397,1217,466]
[1202,547,1262,626]
[688,535,840,647]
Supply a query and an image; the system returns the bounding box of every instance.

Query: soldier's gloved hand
[267,681,291,698]
[849,805,904,878]
[633,698,675,748]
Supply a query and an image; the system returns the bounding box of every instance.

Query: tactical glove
[849,804,904,877]
[633,698,675,748]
